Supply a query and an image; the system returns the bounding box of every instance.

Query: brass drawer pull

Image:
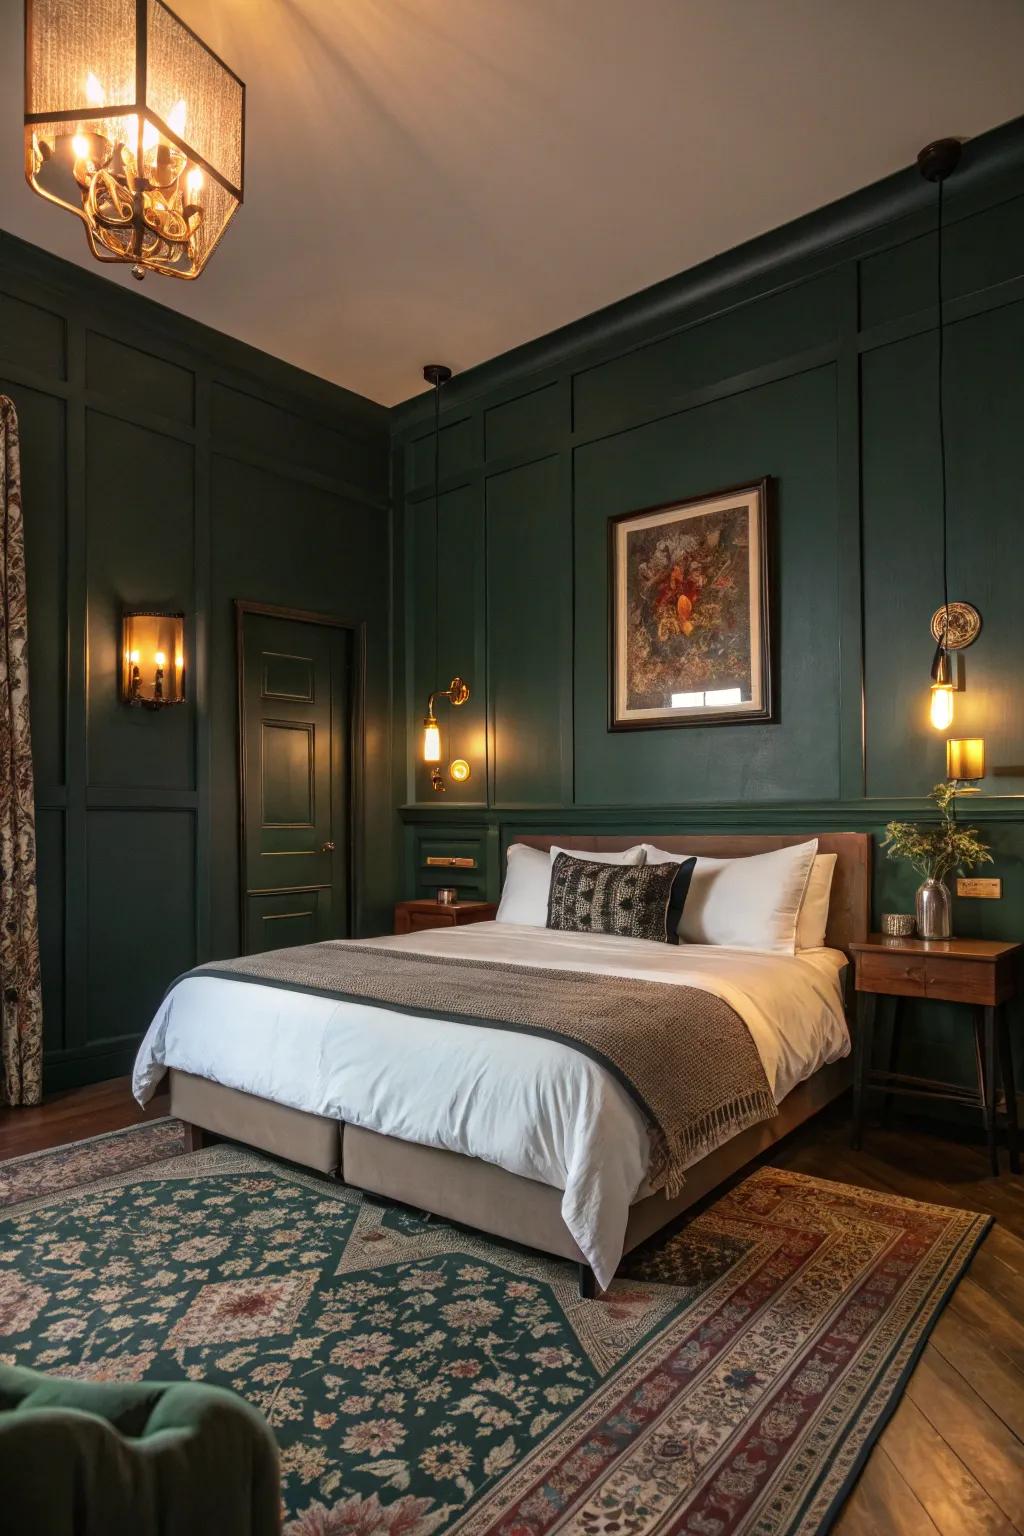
[425,855,476,869]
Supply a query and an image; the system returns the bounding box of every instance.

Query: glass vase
[915,877,952,940]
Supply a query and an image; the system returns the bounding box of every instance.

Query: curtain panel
[0,396,43,1105]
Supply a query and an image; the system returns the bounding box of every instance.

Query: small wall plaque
[956,877,1002,899]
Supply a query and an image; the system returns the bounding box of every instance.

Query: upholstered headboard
[510,832,871,958]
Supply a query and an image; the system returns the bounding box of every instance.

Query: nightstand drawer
[857,950,925,996]
[924,958,1003,1005]
[405,911,456,932]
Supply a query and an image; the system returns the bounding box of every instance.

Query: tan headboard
[510,832,871,958]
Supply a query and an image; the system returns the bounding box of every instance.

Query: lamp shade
[122,610,185,707]
[25,0,244,280]
[946,737,985,782]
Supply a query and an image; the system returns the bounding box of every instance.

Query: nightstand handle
[425,856,476,868]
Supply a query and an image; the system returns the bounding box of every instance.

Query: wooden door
[238,606,352,953]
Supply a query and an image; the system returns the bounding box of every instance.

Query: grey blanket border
[167,951,662,1132]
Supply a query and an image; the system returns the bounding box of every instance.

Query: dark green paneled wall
[393,121,1024,1111]
[0,231,392,1089]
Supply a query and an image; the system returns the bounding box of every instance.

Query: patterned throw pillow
[546,853,696,944]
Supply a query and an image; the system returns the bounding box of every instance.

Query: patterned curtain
[0,396,43,1105]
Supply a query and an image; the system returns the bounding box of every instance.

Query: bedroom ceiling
[2,0,1023,406]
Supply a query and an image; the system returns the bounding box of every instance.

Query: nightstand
[850,934,1021,1174]
[394,899,498,935]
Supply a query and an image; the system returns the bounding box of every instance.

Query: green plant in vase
[881,782,993,939]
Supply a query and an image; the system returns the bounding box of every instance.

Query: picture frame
[608,477,773,730]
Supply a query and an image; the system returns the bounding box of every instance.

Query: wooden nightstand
[394,900,498,935]
[850,934,1021,1174]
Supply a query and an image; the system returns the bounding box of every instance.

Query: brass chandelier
[24,0,245,281]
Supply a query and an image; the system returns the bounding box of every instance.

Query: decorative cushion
[795,853,838,950]
[641,839,819,953]
[546,852,696,943]
[496,842,645,927]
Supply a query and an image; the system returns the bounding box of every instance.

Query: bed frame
[170,832,871,1295]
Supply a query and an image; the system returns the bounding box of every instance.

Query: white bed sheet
[132,923,848,1288]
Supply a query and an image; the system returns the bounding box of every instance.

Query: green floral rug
[0,1135,988,1534]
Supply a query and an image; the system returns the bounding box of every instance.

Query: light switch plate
[956,877,1002,899]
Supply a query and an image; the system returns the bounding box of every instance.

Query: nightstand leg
[996,1004,1020,1176]
[852,993,876,1151]
[882,996,903,1129]
[978,1006,1000,1177]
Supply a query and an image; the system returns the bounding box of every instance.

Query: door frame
[235,599,366,951]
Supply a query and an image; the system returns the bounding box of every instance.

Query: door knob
[321,841,335,853]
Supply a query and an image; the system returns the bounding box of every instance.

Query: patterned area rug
[0,1136,988,1534]
[0,1117,185,1207]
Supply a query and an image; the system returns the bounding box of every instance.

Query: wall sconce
[24,0,245,281]
[947,737,985,791]
[422,676,469,792]
[121,611,185,708]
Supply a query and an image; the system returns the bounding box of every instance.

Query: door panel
[239,608,351,953]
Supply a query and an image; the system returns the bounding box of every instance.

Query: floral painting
[609,480,772,728]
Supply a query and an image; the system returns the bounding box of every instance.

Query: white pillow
[496,843,645,927]
[796,853,837,950]
[641,839,818,953]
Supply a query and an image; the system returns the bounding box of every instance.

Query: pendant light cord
[937,175,949,633]
[433,375,441,685]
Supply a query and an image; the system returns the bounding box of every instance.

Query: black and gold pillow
[546,853,696,944]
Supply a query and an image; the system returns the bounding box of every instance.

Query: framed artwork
[609,478,773,730]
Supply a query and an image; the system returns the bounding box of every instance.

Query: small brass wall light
[422,676,469,792]
[121,610,185,708]
[946,737,985,792]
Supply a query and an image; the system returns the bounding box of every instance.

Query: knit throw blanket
[182,943,777,1198]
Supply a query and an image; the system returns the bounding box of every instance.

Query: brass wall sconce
[121,611,185,709]
[422,676,469,792]
[929,601,982,730]
[947,736,985,790]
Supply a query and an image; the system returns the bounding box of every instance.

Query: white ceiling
[2,0,1023,406]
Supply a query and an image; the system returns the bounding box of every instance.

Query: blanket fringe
[649,1088,779,1200]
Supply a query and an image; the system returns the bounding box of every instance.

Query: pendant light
[917,138,981,730]
[420,364,470,793]
[24,0,244,281]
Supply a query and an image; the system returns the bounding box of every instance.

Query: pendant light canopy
[917,138,981,734]
[24,0,245,281]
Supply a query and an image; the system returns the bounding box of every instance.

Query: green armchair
[0,1364,280,1535]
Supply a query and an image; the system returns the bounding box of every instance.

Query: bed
[133,832,870,1294]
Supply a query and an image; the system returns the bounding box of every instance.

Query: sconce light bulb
[129,649,140,664]
[72,132,90,160]
[929,684,954,731]
[154,650,167,668]
[422,719,441,763]
[186,166,204,197]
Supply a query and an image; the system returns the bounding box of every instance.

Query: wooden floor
[1,1082,1022,1533]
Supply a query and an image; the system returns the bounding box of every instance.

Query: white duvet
[133,922,849,1288]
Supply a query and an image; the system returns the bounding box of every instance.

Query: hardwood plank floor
[1,1081,1022,1532]
[0,1075,169,1158]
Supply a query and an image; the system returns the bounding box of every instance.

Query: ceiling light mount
[916,138,963,184]
[423,364,453,388]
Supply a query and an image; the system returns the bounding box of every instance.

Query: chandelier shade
[24,0,245,281]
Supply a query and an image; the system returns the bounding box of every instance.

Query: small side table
[850,934,1021,1174]
[394,899,498,936]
